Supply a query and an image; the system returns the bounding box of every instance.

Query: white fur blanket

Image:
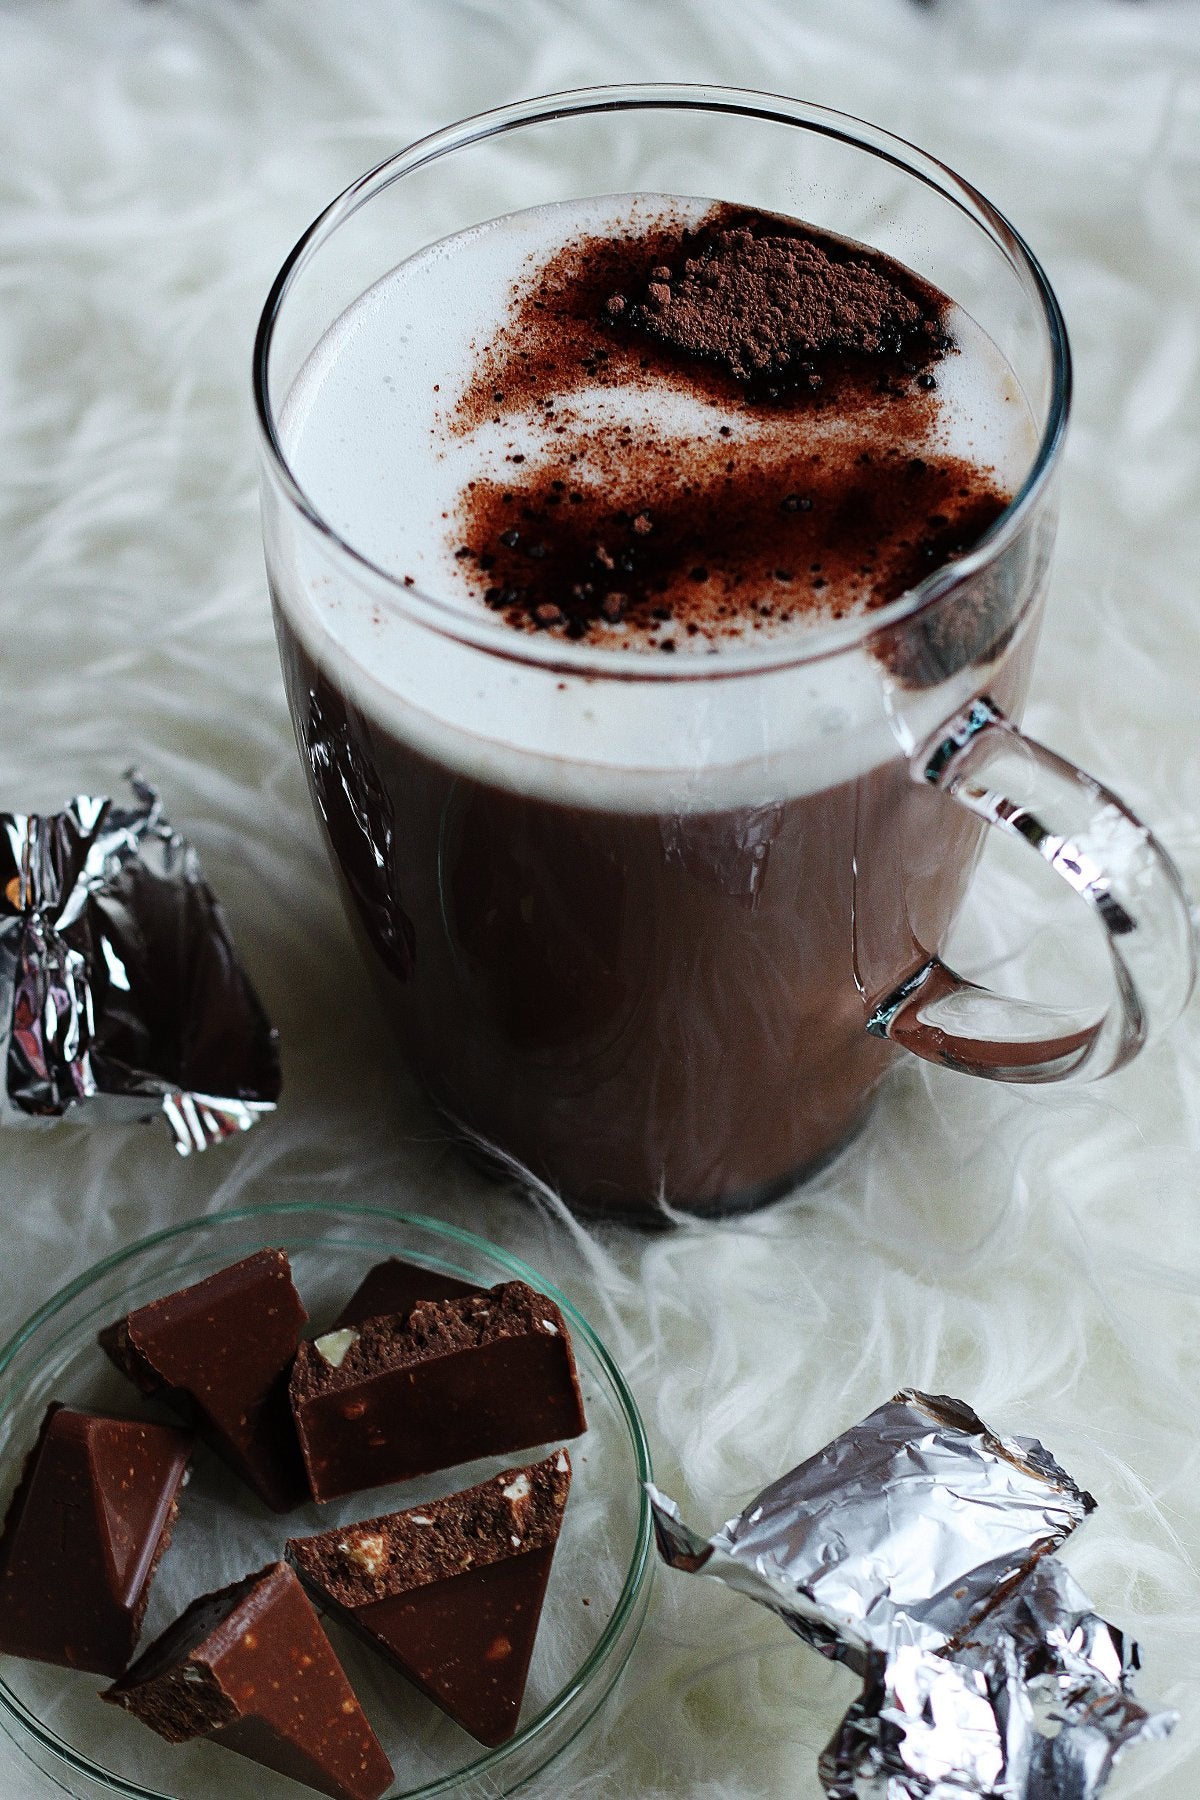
[1,2,1198,1795]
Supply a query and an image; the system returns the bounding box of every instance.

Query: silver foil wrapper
[650,1390,1175,1798]
[1,775,280,1153]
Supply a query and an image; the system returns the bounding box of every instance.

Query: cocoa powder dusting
[450,205,1011,644]
[459,449,1006,646]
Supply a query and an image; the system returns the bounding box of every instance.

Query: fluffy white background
[2,1,1199,1795]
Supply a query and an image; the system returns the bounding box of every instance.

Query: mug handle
[868,697,1197,1081]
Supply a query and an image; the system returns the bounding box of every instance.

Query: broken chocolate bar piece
[289,1280,586,1503]
[0,1403,192,1675]
[100,1249,308,1512]
[287,1449,571,1746]
[103,1560,393,1800]
[334,1256,481,1329]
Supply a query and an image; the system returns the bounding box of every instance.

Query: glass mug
[255,87,1195,1221]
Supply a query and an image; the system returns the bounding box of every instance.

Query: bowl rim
[0,1199,655,1800]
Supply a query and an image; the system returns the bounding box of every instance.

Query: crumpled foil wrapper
[1,775,280,1153]
[649,1390,1176,1799]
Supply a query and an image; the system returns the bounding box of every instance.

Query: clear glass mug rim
[252,80,1072,685]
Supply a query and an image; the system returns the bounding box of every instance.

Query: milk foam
[273,195,1040,809]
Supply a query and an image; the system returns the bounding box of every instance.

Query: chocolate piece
[287,1449,572,1746]
[0,1403,192,1675]
[100,1249,308,1512]
[103,1561,392,1800]
[334,1256,481,1329]
[289,1281,586,1503]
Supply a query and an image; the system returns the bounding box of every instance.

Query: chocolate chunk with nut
[287,1450,571,1745]
[102,1561,393,1800]
[288,1281,586,1504]
[0,1403,192,1675]
[100,1249,309,1512]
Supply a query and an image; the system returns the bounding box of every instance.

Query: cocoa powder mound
[611,221,943,382]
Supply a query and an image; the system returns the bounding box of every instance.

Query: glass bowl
[0,1203,653,1798]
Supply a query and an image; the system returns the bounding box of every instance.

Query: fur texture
[1,2,1199,1795]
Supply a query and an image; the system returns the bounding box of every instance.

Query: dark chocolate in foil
[1,775,280,1153]
[650,1390,1175,1798]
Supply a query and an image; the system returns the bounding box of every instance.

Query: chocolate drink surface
[272,195,1044,1216]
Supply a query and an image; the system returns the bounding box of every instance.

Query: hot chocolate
[269,194,1042,1216]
